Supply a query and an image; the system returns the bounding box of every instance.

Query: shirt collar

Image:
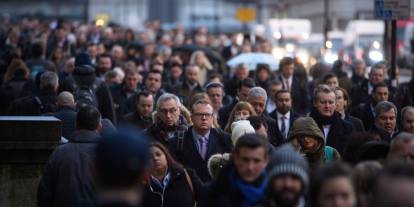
[192,128,210,142]
[277,111,291,120]
[151,171,171,189]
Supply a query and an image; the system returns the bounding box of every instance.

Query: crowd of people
[1,18,414,207]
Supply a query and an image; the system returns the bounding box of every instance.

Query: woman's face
[298,135,320,152]
[335,90,347,113]
[195,54,204,66]
[150,146,168,173]
[235,109,250,121]
[318,177,356,207]
[258,69,270,81]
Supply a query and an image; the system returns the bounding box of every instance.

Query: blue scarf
[230,169,267,207]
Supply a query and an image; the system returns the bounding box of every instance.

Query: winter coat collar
[69,130,100,143]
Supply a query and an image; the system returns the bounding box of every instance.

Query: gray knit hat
[267,144,310,190]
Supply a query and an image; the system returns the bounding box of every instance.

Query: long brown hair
[151,142,183,171]
[4,58,30,82]
[225,101,256,132]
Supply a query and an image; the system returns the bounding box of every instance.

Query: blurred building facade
[283,0,374,33]
[0,0,398,33]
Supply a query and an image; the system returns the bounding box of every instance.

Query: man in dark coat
[224,63,249,98]
[350,64,385,108]
[221,34,240,61]
[146,93,188,146]
[169,100,232,182]
[269,90,300,143]
[393,73,414,111]
[205,134,270,207]
[53,91,77,139]
[247,86,281,147]
[171,65,203,107]
[310,84,353,155]
[277,57,310,115]
[370,101,398,142]
[351,82,389,130]
[351,59,368,87]
[218,78,255,129]
[123,90,154,130]
[59,53,116,123]
[37,106,102,207]
[110,69,141,122]
[8,71,58,115]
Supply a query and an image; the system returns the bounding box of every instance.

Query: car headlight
[285,43,295,53]
[272,47,285,60]
[324,52,338,64]
[296,50,309,64]
[369,50,383,62]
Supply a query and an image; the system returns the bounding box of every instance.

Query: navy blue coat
[53,106,77,139]
[37,130,100,207]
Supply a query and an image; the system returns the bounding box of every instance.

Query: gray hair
[248,87,267,102]
[313,84,335,103]
[156,93,181,111]
[236,63,248,70]
[375,101,397,118]
[390,132,414,152]
[40,71,59,90]
[353,59,365,66]
[401,106,414,121]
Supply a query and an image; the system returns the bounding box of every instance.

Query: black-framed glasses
[193,113,213,118]
[159,108,178,115]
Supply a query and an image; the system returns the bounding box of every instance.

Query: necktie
[280,116,287,139]
[199,137,207,160]
[286,79,290,92]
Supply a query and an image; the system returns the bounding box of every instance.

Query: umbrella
[227,53,280,71]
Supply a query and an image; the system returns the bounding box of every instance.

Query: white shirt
[266,99,277,114]
[368,82,374,95]
[322,125,332,142]
[282,76,293,91]
[277,111,291,138]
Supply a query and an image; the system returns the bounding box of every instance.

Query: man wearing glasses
[146,93,189,146]
[169,100,233,182]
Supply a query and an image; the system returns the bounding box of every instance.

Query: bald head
[57,91,75,108]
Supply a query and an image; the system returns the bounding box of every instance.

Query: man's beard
[272,188,302,207]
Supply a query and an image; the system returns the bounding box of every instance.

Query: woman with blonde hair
[189,50,213,85]
[224,101,256,133]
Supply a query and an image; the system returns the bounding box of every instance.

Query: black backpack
[72,65,101,109]
[73,79,101,109]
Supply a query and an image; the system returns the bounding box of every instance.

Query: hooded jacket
[288,117,340,169]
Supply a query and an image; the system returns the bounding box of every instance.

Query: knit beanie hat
[267,144,310,190]
[231,120,255,146]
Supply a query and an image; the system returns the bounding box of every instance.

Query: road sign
[375,0,411,20]
[235,8,256,23]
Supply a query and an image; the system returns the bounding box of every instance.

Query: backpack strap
[176,129,185,153]
[34,96,44,113]
[183,169,197,207]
